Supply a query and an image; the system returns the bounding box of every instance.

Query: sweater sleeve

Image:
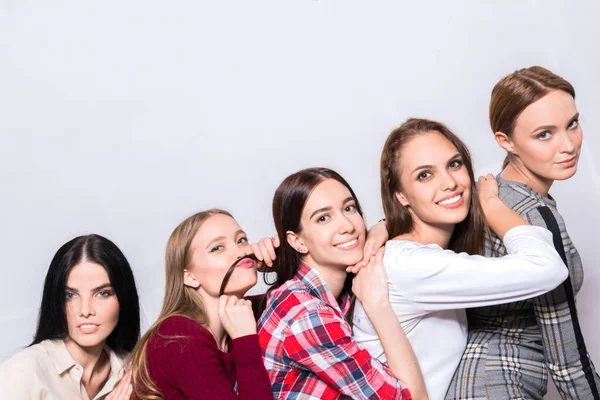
[385,225,568,312]
[151,317,272,400]
[230,334,274,400]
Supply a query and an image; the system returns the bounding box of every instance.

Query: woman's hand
[477,173,528,239]
[477,173,501,210]
[218,295,257,339]
[250,235,280,267]
[347,219,388,274]
[352,248,390,311]
[105,370,133,400]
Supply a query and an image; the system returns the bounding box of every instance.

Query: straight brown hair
[489,66,576,169]
[380,118,486,255]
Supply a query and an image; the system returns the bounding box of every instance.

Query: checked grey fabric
[446,176,600,400]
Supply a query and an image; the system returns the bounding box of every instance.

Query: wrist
[361,300,393,315]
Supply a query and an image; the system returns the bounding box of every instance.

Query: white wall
[1,1,599,398]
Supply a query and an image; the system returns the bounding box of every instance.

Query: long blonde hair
[128,209,232,400]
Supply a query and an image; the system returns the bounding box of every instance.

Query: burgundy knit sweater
[143,315,273,399]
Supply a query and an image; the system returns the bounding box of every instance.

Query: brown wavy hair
[489,66,575,169]
[128,209,232,400]
[380,118,486,255]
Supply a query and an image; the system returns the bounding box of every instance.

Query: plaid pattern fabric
[446,177,600,400]
[257,262,410,400]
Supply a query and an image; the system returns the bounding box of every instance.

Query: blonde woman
[128,209,272,400]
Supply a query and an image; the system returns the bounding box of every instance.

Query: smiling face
[64,262,120,351]
[498,90,582,182]
[395,131,471,231]
[184,213,257,298]
[288,179,366,270]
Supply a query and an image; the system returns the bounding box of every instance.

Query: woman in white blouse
[351,118,568,400]
[0,234,140,400]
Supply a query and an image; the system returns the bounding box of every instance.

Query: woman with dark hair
[448,67,600,400]
[351,118,568,399]
[0,234,140,399]
[257,167,426,399]
[128,209,273,400]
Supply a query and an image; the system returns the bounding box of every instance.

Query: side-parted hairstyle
[31,234,140,354]
[489,66,576,169]
[129,208,232,400]
[267,167,364,290]
[381,118,486,255]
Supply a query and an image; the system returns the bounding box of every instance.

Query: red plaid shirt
[257,262,411,399]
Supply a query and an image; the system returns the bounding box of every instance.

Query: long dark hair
[31,234,140,354]
[380,118,486,255]
[266,167,364,290]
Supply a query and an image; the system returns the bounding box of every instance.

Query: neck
[395,216,454,249]
[198,290,227,350]
[501,161,553,196]
[302,256,347,298]
[64,338,107,381]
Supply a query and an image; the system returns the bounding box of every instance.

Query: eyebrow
[65,283,112,293]
[309,196,354,219]
[531,112,580,133]
[411,153,461,174]
[205,230,246,250]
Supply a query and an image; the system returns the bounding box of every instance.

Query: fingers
[273,233,280,248]
[250,242,263,262]
[108,370,132,399]
[251,237,277,267]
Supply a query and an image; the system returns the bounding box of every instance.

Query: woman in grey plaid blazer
[447,67,600,399]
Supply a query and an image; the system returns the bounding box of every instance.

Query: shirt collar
[295,262,351,315]
[44,339,125,377]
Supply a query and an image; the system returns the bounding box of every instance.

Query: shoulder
[149,316,214,350]
[0,341,54,376]
[261,283,340,333]
[384,240,447,267]
[155,315,208,336]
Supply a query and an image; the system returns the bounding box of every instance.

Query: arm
[282,305,411,400]
[230,335,274,400]
[0,364,33,400]
[385,225,568,312]
[353,249,427,399]
[154,318,270,400]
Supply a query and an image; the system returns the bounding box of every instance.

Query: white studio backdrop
[1,1,599,398]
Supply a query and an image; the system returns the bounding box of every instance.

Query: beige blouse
[0,339,127,400]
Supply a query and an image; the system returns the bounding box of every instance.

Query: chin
[553,167,578,181]
[71,335,107,349]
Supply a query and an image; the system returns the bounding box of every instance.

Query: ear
[395,191,410,207]
[183,269,200,289]
[286,230,307,254]
[494,131,516,154]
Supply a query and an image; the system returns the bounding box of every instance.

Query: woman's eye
[65,292,75,301]
[317,215,329,223]
[237,237,248,244]
[97,290,114,298]
[417,171,431,181]
[568,119,579,129]
[210,245,223,252]
[345,204,357,213]
[537,131,551,140]
[449,160,463,169]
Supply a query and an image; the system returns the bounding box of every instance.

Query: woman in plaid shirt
[448,67,600,399]
[257,167,427,400]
